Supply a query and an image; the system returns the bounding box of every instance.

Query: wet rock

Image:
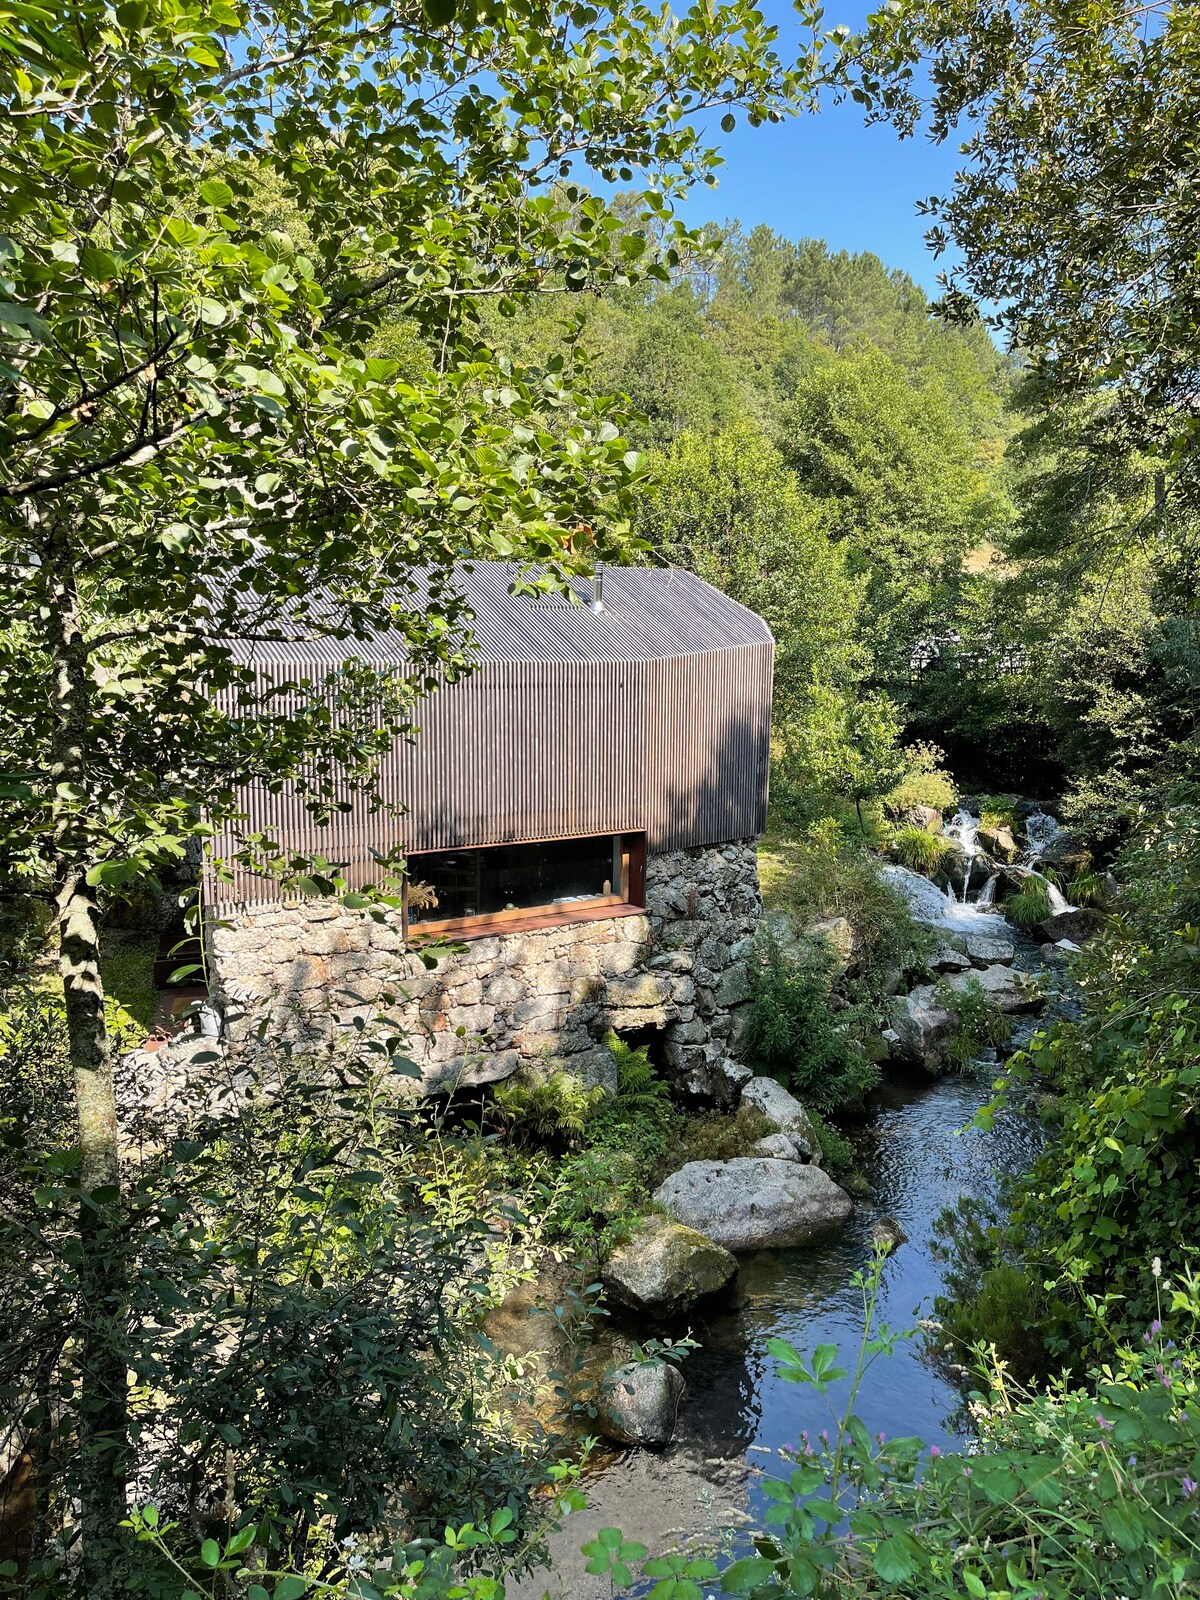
[949,963,1045,1014]
[892,964,1044,1072]
[1039,908,1105,944]
[977,824,1019,864]
[929,941,972,974]
[890,987,953,1074]
[597,1359,686,1448]
[935,841,973,897]
[1038,832,1092,874]
[740,1077,818,1156]
[871,1216,908,1253]
[964,932,1015,967]
[601,1215,737,1318]
[654,1158,852,1251]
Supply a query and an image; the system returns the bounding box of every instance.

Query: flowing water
[518,826,1071,1599]
[520,1070,1045,1600]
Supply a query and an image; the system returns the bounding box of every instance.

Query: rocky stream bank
[499,799,1089,1590]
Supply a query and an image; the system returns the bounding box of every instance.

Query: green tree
[843,0,1200,526]
[782,346,1008,684]
[0,0,818,1582]
[637,424,863,715]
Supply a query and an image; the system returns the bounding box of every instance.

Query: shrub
[888,825,954,874]
[584,1037,680,1196]
[742,931,880,1113]
[704,1260,1200,1600]
[1068,867,1107,906]
[1003,878,1052,931]
[3,1038,547,1591]
[882,739,957,818]
[674,1104,773,1165]
[935,977,1012,1072]
[758,827,932,991]
[974,792,1020,829]
[806,1107,854,1173]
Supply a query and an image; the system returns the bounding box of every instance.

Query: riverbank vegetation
[2,0,1200,1593]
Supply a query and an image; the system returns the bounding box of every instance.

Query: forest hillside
[0,2,1198,1598]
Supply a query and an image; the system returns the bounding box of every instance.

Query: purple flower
[1181,1477,1197,1499]
[1096,1414,1115,1432]
[877,1431,887,1446]
[1151,1319,1163,1336]
[929,1445,941,1458]
[1128,1455,1138,1467]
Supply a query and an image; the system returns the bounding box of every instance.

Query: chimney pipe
[590,566,604,613]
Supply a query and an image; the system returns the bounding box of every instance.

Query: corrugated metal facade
[209,564,774,904]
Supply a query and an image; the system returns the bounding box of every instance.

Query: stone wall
[207,840,762,1100]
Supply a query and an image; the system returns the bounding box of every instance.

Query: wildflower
[1128,1455,1137,1467]
[877,1431,887,1446]
[1096,1414,1115,1432]
[1151,1318,1163,1336]
[929,1445,941,1458]
[1153,1256,1162,1278]
[1182,1477,1197,1498]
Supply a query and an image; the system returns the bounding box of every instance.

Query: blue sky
[674,2,963,294]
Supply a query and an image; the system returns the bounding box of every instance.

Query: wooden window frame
[402,832,646,941]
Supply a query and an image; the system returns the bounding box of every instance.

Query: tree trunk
[45,521,129,1595]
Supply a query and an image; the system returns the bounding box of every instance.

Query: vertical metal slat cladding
[207,564,775,902]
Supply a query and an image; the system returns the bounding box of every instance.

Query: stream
[518,814,1072,1600]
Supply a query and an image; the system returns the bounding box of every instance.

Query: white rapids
[883,805,1076,930]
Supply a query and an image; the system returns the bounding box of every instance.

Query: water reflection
[591,1068,1042,1538]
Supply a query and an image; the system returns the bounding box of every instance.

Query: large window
[406,833,644,934]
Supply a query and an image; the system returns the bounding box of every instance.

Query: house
[205,563,774,1098]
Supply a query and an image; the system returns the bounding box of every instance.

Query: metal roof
[230,562,772,669]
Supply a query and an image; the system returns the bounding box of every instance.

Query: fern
[604,1029,672,1113]
[492,1070,605,1150]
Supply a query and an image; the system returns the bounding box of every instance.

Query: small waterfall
[1008,862,1076,915]
[887,802,1078,933]
[1022,809,1062,863]
[943,809,981,904]
[1044,878,1072,915]
[1014,810,1076,914]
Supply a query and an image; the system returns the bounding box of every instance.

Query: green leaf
[872,1537,917,1584]
[273,1580,308,1600]
[200,1538,220,1567]
[199,178,233,209]
[721,1556,776,1592]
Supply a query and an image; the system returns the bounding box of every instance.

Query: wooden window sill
[410,901,647,943]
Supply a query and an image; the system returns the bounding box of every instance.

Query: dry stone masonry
[206,840,762,1099]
